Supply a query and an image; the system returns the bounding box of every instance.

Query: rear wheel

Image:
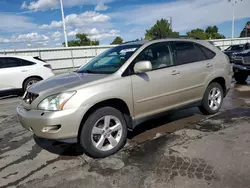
[234,73,248,84]
[23,77,42,91]
[79,107,128,158]
[199,82,223,115]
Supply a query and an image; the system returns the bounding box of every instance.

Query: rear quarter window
[21,59,36,66]
[196,44,216,59]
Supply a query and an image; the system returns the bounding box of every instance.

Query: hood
[28,72,109,94]
[224,51,235,55]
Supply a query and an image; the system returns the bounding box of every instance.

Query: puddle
[188,108,250,132]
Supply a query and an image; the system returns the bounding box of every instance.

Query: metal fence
[0,37,249,72]
[210,37,250,50]
[0,45,114,73]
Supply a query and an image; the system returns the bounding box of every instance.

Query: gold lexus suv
[17,39,233,158]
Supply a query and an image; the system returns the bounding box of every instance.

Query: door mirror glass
[134,61,152,73]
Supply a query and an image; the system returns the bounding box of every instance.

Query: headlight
[38,91,76,111]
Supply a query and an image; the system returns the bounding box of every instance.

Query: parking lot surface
[0,81,250,188]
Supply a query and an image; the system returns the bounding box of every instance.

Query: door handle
[206,63,212,68]
[171,70,180,75]
[21,70,28,72]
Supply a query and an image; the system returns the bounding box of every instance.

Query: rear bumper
[17,104,87,142]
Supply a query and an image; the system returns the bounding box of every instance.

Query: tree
[75,33,91,45]
[63,33,99,47]
[145,19,179,40]
[240,21,250,37]
[186,26,225,39]
[205,26,225,39]
[111,36,123,44]
[91,40,100,45]
[135,38,144,41]
[187,28,208,40]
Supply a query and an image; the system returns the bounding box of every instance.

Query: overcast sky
[0,0,249,49]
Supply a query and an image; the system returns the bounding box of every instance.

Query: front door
[129,42,183,119]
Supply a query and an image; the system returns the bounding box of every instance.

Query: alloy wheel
[91,115,123,151]
[208,87,222,111]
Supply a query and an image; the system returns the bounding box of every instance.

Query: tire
[23,77,42,91]
[234,73,248,84]
[199,82,224,115]
[80,107,128,158]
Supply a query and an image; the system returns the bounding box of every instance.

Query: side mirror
[134,61,152,73]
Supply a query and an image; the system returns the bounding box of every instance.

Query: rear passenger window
[0,58,22,69]
[197,44,215,59]
[174,42,206,65]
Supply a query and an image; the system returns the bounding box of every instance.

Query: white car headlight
[38,91,76,111]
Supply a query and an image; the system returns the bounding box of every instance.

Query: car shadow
[127,107,202,139]
[34,136,85,156]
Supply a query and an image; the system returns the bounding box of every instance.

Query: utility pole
[232,1,235,39]
[60,0,68,47]
[229,0,243,39]
[170,17,173,31]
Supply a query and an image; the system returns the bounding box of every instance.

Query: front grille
[234,57,244,65]
[23,92,39,104]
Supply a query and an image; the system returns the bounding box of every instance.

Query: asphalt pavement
[0,80,250,188]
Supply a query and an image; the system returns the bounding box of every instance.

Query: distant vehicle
[0,56,54,95]
[232,49,250,83]
[17,39,232,158]
[224,43,250,62]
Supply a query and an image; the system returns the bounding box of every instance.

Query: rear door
[0,57,31,91]
[171,41,215,105]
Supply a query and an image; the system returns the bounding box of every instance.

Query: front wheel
[199,82,223,115]
[79,107,128,158]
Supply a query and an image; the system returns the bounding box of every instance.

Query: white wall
[0,37,249,72]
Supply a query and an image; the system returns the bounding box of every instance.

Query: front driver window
[133,42,174,71]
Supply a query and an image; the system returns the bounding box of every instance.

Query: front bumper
[233,64,250,74]
[17,105,87,142]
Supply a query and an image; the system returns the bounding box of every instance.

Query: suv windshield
[226,45,244,51]
[77,44,142,74]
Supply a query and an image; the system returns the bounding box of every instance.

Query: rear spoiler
[33,56,47,62]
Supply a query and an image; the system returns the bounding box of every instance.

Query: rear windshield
[225,45,244,51]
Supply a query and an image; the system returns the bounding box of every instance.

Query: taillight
[44,64,52,69]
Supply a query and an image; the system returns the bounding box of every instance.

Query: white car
[0,56,54,95]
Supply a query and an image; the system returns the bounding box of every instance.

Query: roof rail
[149,36,201,40]
[178,35,201,40]
[122,39,145,44]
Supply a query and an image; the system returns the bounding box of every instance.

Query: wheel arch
[78,98,133,141]
[22,76,43,89]
[207,77,226,97]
